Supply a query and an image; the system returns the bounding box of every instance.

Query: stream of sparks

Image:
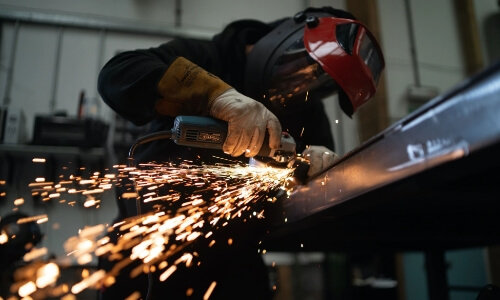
[5,160,295,299]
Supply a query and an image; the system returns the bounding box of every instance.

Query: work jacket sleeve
[97,38,220,125]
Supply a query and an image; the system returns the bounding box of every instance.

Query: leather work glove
[210,89,282,157]
[302,145,340,177]
[156,57,281,157]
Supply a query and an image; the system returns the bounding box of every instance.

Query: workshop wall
[377,0,499,123]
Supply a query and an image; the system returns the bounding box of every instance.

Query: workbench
[265,60,500,300]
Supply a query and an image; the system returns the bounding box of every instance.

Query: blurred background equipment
[31,114,108,148]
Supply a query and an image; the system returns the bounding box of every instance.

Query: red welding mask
[244,10,385,117]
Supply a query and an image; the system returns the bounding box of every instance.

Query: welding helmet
[244,10,385,116]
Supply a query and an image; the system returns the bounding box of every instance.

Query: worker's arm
[97,38,216,125]
[98,42,281,157]
[97,50,167,126]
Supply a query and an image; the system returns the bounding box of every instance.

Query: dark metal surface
[264,60,500,252]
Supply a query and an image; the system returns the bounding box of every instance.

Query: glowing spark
[71,270,106,294]
[14,198,25,205]
[95,243,114,257]
[0,231,8,244]
[32,158,46,163]
[203,281,217,300]
[82,269,90,278]
[18,159,294,297]
[23,247,49,262]
[18,281,37,297]
[187,231,201,241]
[28,182,54,187]
[98,236,110,245]
[122,192,138,198]
[159,265,177,282]
[143,215,160,225]
[124,291,141,300]
[36,262,59,288]
[82,189,104,195]
[37,217,49,224]
[84,198,99,207]
[52,284,71,298]
[77,253,93,265]
[79,179,96,185]
[174,253,194,267]
[17,214,48,224]
[80,224,106,238]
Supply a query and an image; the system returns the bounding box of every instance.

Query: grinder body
[172,116,296,163]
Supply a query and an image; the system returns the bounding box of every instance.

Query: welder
[97,6,384,299]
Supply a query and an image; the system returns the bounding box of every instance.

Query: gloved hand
[155,57,282,157]
[302,145,340,177]
[210,89,282,157]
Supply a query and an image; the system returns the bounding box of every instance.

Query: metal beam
[283,60,500,224]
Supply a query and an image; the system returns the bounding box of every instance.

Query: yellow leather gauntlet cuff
[156,57,231,116]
